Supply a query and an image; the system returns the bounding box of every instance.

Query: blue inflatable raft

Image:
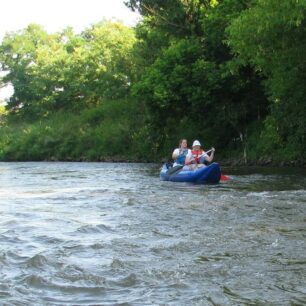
[160,162,221,184]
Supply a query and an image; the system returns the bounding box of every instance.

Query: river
[0,162,305,305]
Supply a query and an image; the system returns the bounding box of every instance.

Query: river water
[0,162,305,305]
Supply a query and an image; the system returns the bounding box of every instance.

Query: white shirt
[172,148,192,166]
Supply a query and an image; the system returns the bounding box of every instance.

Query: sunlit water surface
[0,162,305,305]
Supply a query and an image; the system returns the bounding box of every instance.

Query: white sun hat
[192,140,201,147]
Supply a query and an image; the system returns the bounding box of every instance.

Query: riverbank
[219,157,306,168]
[1,154,304,168]
[1,102,304,168]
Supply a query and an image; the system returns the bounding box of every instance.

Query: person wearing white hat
[186,140,215,167]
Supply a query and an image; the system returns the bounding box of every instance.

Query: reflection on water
[0,162,305,305]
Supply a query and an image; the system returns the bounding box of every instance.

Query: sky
[0,0,140,102]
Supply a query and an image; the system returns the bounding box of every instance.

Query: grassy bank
[0,99,152,162]
[1,109,304,167]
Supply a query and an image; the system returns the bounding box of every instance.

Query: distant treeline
[0,0,305,165]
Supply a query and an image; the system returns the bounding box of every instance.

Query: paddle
[199,148,230,181]
[220,174,230,181]
[166,148,214,176]
[167,148,231,180]
[197,148,214,161]
[166,164,184,175]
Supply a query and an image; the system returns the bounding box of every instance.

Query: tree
[126,0,216,37]
[80,21,136,101]
[228,0,306,160]
[129,0,268,159]
[0,24,50,117]
[0,21,136,118]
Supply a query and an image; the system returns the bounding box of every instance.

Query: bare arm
[204,148,215,163]
[172,148,180,160]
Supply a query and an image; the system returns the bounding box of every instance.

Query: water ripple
[0,162,305,305]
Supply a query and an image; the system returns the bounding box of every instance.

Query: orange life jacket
[191,149,204,164]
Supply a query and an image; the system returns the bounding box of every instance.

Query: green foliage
[228,0,306,162]
[0,105,6,116]
[258,117,283,154]
[133,38,220,144]
[131,0,269,160]
[0,21,136,118]
[126,0,221,37]
[0,1,305,165]
[0,98,147,161]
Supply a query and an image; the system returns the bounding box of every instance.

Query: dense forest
[0,0,305,165]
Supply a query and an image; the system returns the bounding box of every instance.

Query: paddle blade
[220,174,230,181]
[166,165,184,175]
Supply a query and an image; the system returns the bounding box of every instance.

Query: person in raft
[172,138,192,169]
[186,140,215,168]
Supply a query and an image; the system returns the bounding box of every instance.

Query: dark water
[0,162,305,305]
